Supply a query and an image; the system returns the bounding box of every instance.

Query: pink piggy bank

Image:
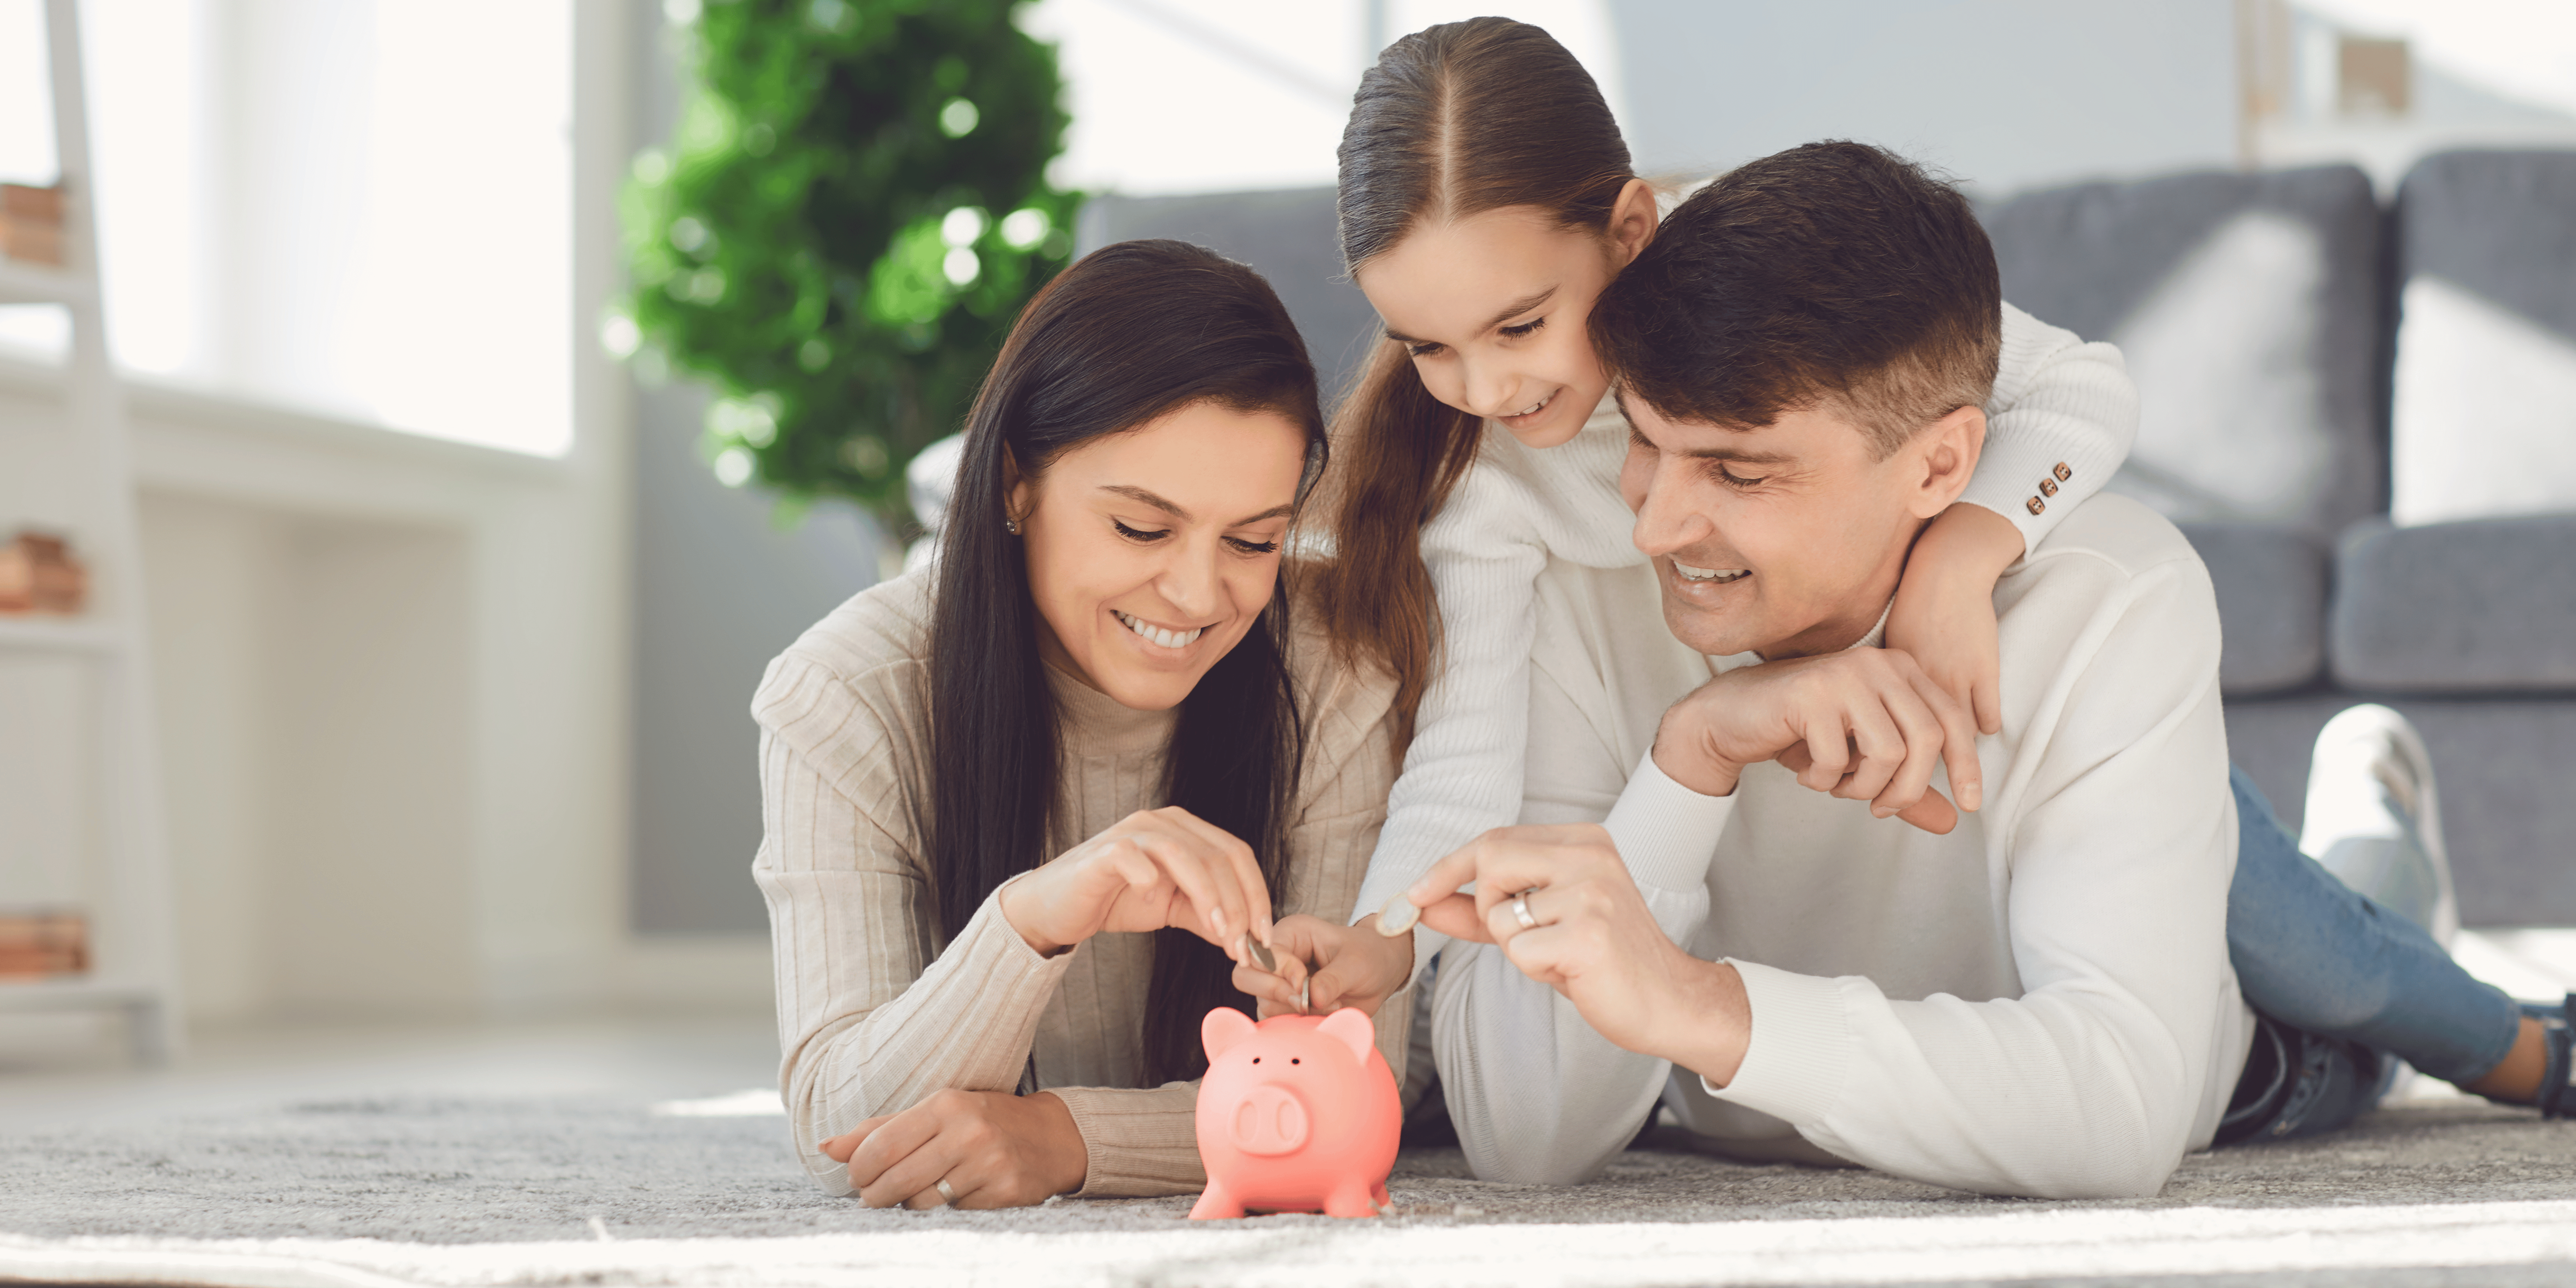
[1190,1007,1400,1219]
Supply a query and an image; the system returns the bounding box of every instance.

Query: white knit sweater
[1351,303,2141,966]
[1433,494,2257,1198]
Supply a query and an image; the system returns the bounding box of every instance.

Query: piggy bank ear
[1317,1007,1375,1063]
[1202,1006,1259,1060]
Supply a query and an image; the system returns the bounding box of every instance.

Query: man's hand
[820,1089,1087,1209]
[1230,913,1413,1019]
[1887,501,2022,741]
[1652,646,1982,827]
[1406,825,1751,1085]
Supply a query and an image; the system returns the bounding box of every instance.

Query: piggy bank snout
[1226,1083,1310,1156]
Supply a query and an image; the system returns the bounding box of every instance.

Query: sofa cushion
[2177,523,2327,697]
[1076,188,1381,399]
[1982,166,2385,533]
[2391,149,2576,526]
[2329,513,2576,693]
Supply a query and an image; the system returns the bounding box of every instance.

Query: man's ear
[1905,404,1986,520]
[1606,178,1660,268]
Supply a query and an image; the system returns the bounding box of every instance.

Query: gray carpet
[2,1094,2574,1285]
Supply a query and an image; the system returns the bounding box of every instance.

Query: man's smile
[1673,561,1749,584]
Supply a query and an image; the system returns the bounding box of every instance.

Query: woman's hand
[997,806,1273,959]
[1887,501,2023,745]
[820,1089,1088,1209]
[1230,913,1414,1018]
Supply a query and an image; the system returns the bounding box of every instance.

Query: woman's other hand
[820,1089,1088,1209]
[1230,913,1414,1018]
[1887,501,2022,751]
[998,805,1273,959]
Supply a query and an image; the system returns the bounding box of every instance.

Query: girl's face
[1009,400,1308,711]
[1353,180,1658,449]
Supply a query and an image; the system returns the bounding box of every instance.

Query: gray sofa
[1078,150,2576,927]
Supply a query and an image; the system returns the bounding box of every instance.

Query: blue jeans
[2219,765,2523,1140]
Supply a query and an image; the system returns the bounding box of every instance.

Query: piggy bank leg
[1322,1181,1380,1219]
[1188,1181,1246,1221]
[1371,1179,1391,1210]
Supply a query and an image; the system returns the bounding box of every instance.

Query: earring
[1005,517,1022,535]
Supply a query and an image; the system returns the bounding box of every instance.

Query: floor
[0,929,2570,1286]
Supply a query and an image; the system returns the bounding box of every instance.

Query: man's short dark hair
[1590,141,2001,458]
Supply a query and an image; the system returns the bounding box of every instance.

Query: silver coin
[1377,893,1421,936]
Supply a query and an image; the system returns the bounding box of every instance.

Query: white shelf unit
[0,0,181,1063]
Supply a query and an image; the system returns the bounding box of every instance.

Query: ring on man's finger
[934,1178,958,1207]
[1510,889,1538,931]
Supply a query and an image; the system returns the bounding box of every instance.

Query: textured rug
[3,1093,2574,1285]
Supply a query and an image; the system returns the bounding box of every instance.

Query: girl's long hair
[1314,17,1637,746]
[925,239,1326,1086]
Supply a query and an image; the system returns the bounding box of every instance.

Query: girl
[1239,17,2567,1126]
[754,239,1409,1209]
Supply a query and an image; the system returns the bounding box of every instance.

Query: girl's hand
[1230,913,1414,1018]
[821,1090,1087,1209]
[1888,502,2024,754]
[997,806,1272,960]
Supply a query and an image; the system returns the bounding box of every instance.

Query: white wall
[1607,0,2241,196]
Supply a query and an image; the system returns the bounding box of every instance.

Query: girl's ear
[1606,177,1660,268]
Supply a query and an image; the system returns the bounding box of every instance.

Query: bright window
[0,0,572,457]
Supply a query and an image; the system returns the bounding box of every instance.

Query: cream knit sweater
[1434,494,2255,1198]
[752,571,1405,1199]
[1352,303,2141,966]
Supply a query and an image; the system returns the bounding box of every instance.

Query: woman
[1249,17,2567,1128]
[753,239,1406,1209]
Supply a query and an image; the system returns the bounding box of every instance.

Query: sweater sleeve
[1347,461,1552,982]
[754,656,1075,1197]
[1048,1082,1205,1197]
[1430,660,1734,1186]
[1955,302,2138,553]
[1702,554,2238,1199]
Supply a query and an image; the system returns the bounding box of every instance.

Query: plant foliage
[619,0,1077,524]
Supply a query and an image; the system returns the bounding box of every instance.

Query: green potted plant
[616,0,1078,530]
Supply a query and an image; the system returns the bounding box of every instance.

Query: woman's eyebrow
[1099,486,1291,528]
[1099,484,1189,520]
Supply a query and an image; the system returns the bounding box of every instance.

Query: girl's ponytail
[1311,339,1481,750]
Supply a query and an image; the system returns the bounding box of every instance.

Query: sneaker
[2299,704,2459,948]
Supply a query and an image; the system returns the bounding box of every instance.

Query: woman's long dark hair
[1315,18,1636,749]
[926,239,1327,1086]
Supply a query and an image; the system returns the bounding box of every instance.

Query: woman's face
[1353,181,1658,449]
[1010,400,1308,711]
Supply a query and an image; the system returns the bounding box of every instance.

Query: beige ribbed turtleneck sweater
[752,569,1403,1199]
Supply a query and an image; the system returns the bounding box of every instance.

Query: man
[1400,142,2249,1199]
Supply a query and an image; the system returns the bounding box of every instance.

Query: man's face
[1618,394,1931,660]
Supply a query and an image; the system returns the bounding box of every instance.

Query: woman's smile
[1113,608,1208,653]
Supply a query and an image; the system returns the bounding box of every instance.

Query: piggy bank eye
[1251,1057,1260,1064]
[1290,1058,1300,1065]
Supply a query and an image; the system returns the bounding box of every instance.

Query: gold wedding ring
[1510,889,1538,931]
